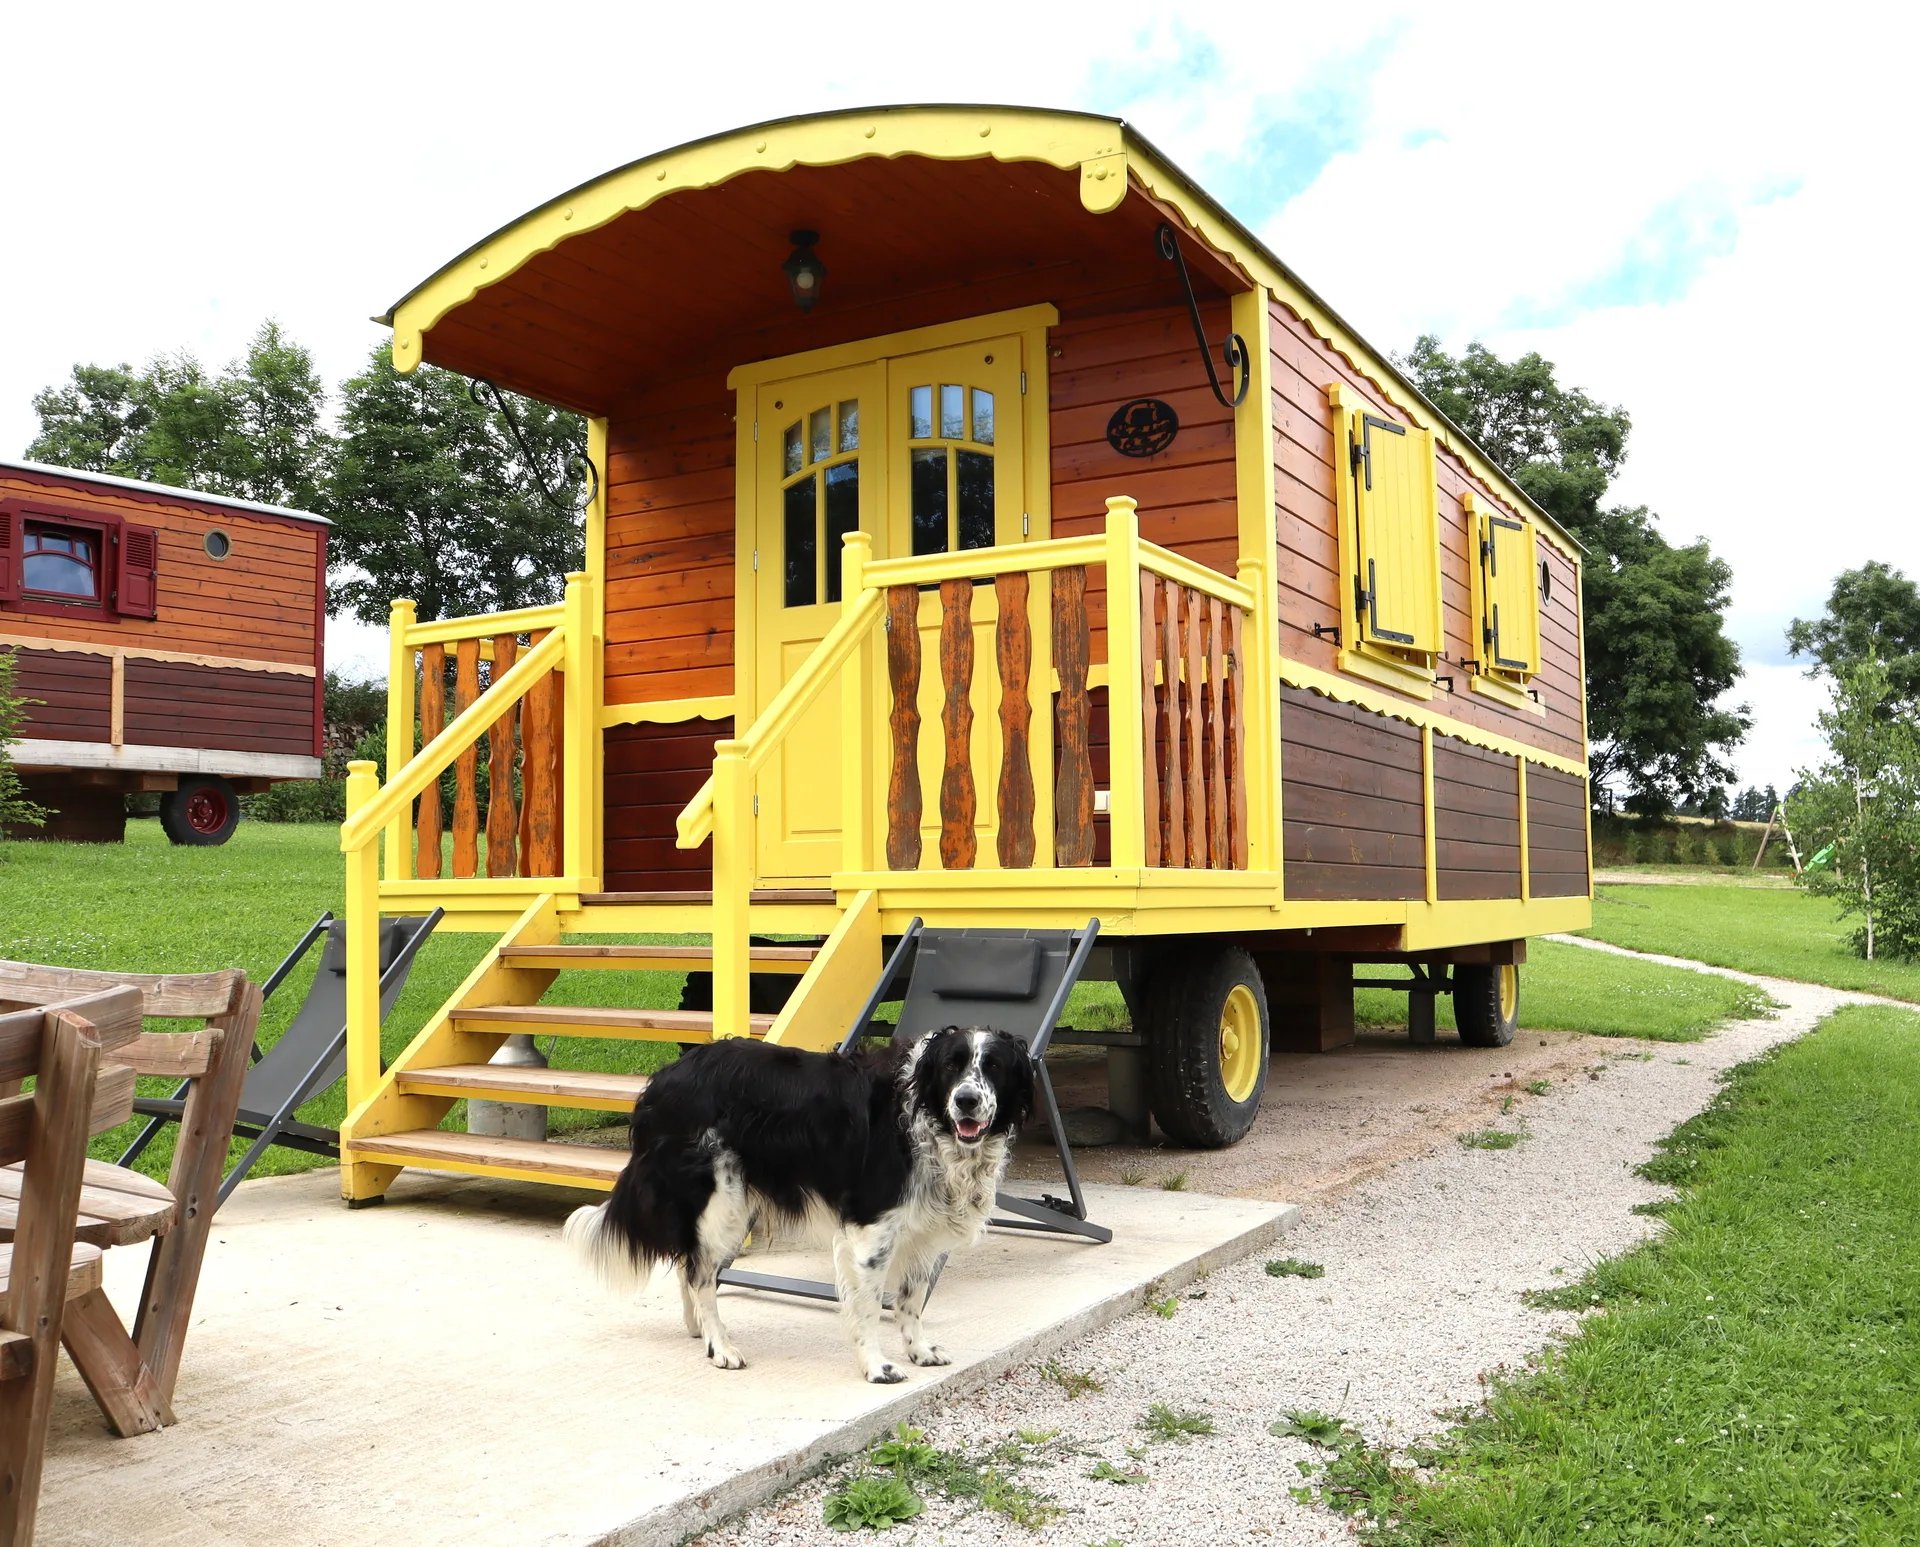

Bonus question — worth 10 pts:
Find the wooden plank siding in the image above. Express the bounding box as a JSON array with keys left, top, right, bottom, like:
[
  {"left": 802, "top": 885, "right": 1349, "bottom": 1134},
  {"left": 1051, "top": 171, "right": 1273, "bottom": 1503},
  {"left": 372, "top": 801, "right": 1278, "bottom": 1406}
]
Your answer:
[
  {"left": 0, "top": 467, "right": 324, "bottom": 670},
  {"left": 1279, "top": 687, "right": 1425, "bottom": 901},
  {"left": 1265, "top": 295, "right": 1586, "bottom": 764},
  {"left": 602, "top": 718, "right": 733, "bottom": 891},
  {"left": 120, "top": 660, "right": 316, "bottom": 758},
  {"left": 1526, "top": 763, "right": 1591, "bottom": 897},
  {"left": 1433, "top": 738, "right": 1523, "bottom": 901},
  {"left": 6, "top": 648, "right": 112, "bottom": 743}
]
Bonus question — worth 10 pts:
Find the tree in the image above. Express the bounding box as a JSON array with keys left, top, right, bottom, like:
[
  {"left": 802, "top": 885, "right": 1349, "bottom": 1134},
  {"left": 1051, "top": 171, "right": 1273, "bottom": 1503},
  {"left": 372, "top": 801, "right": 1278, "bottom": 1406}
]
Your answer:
[
  {"left": 1399, "top": 336, "right": 1749, "bottom": 815},
  {"left": 1793, "top": 656, "right": 1920, "bottom": 960},
  {"left": 1787, "top": 561, "right": 1920, "bottom": 706},
  {"left": 0, "top": 651, "right": 49, "bottom": 838},
  {"left": 25, "top": 321, "right": 332, "bottom": 509},
  {"left": 1730, "top": 784, "right": 1780, "bottom": 823},
  {"left": 325, "top": 348, "right": 587, "bottom": 624}
]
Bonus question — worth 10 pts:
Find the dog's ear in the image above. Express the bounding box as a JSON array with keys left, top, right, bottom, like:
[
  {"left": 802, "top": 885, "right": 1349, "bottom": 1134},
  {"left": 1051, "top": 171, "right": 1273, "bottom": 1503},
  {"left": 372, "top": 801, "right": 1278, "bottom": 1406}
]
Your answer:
[{"left": 994, "top": 1031, "right": 1036, "bottom": 1129}]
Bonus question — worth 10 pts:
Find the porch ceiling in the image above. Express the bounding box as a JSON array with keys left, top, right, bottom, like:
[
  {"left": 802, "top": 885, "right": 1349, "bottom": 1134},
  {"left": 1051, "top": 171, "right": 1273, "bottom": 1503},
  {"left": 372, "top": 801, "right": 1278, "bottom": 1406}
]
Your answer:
[{"left": 388, "top": 111, "right": 1248, "bottom": 415}]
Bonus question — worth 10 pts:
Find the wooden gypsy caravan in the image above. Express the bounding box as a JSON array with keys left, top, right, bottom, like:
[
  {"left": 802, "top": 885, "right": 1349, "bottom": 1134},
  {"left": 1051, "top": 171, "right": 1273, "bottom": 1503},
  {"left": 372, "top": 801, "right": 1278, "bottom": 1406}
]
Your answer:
[
  {"left": 334, "top": 106, "right": 1592, "bottom": 1201},
  {"left": 1, "top": 460, "right": 326, "bottom": 844}
]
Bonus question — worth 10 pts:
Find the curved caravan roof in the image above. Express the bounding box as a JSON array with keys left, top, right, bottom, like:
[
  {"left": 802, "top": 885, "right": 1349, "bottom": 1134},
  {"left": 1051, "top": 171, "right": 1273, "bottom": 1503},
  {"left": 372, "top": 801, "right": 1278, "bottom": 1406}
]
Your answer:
[{"left": 382, "top": 104, "right": 1569, "bottom": 549}]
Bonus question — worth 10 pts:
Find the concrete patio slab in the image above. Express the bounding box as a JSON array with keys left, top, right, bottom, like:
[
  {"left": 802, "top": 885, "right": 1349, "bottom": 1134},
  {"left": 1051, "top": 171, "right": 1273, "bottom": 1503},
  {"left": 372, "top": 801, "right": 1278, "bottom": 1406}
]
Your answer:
[{"left": 37, "top": 1166, "right": 1296, "bottom": 1547}]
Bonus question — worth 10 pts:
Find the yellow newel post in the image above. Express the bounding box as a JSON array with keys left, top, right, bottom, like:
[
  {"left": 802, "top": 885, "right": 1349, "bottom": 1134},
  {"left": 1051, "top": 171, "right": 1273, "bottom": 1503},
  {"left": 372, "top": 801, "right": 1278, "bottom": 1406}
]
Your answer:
[
  {"left": 1236, "top": 555, "right": 1281, "bottom": 874},
  {"left": 343, "top": 759, "right": 382, "bottom": 1119},
  {"left": 711, "top": 739, "right": 753, "bottom": 1038},
  {"left": 1103, "top": 496, "right": 1146, "bottom": 870},
  {"left": 840, "top": 532, "right": 875, "bottom": 875},
  {"left": 385, "top": 599, "right": 417, "bottom": 881},
  {"left": 560, "top": 571, "right": 596, "bottom": 884}
]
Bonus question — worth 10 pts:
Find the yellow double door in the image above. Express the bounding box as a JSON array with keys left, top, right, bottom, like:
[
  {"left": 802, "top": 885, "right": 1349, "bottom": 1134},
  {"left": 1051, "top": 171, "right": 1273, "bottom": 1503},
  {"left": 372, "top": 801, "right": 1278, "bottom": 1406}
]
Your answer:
[{"left": 750, "top": 334, "right": 1032, "bottom": 882}]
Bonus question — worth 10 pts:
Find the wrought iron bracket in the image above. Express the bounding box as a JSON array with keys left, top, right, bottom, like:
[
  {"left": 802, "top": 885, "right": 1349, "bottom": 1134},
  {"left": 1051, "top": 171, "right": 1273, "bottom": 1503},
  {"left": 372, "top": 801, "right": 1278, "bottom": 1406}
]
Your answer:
[
  {"left": 1156, "top": 222, "right": 1250, "bottom": 409},
  {"left": 468, "top": 378, "right": 601, "bottom": 519}
]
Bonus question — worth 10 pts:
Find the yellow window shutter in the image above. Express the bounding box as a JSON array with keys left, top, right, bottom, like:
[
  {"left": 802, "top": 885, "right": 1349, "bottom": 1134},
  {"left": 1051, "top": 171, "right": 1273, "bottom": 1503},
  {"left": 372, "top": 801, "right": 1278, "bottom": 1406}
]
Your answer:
[
  {"left": 1352, "top": 412, "right": 1441, "bottom": 654},
  {"left": 1481, "top": 510, "right": 1540, "bottom": 675}
]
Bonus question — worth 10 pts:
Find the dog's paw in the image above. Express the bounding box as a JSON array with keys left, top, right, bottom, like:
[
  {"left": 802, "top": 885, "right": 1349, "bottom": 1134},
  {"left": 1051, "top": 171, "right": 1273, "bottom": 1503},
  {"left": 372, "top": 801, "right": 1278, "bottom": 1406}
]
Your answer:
[
  {"left": 907, "top": 1344, "right": 951, "bottom": 1367},
  {"left": 706, "top": 1341, "right": 746, "bottom": 1371},
  {"left": 865, "top": 1362, "right": 908, "bottom": 1384}
]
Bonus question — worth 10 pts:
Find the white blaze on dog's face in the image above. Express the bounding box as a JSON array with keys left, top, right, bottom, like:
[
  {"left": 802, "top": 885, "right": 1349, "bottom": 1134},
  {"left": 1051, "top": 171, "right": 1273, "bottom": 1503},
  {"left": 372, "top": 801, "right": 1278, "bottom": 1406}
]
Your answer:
[{"left": 910, "top": 1026, "right": 1033, "bottom": 1146}]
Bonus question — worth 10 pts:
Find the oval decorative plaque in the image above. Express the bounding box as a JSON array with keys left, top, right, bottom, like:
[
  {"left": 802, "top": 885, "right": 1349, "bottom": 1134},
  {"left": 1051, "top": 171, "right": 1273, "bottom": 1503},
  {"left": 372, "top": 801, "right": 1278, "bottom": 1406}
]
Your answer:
[{"left": 1106, "top": 397, "right": 1179, "bottom": 458}]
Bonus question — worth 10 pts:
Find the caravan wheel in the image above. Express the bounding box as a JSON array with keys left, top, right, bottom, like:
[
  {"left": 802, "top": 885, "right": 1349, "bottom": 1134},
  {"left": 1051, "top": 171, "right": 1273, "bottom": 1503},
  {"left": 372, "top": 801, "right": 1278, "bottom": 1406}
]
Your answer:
[{"left": 1142, "top": 945, "right": 1269, "bottom": 1148}]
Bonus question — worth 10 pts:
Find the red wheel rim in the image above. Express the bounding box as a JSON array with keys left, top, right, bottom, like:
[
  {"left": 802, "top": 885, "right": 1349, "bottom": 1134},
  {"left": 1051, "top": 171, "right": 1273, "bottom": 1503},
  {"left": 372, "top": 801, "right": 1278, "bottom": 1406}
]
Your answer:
[{"left": 184, "top": 788, "right": 229, "bottom": 834}]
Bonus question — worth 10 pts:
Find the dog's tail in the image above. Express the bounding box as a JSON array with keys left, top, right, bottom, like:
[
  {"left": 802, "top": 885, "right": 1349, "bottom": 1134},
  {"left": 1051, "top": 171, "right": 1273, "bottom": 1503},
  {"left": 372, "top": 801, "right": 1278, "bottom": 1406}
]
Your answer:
[{"left": 564, "top": 1144, "right": 686, "bottom": 1293}]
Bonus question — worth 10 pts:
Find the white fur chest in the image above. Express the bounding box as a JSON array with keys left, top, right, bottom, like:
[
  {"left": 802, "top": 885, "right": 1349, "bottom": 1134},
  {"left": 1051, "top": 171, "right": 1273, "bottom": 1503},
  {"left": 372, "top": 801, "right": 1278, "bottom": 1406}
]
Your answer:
[{"left": 902, "top": 1121, "right": 1012, "bottom": 1247}]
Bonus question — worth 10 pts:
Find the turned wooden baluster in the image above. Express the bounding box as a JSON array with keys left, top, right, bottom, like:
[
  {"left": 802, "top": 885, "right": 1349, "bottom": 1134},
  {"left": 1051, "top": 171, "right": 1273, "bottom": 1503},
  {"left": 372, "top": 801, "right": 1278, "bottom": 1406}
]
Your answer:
[
  {"left": 885, "top": 584, "right": 923, "bottom": 870},
  {"left": 1182, "top": 587, "right": 1206, "bottom": 867},
  {"left": 996, "top": 572, "right": 1035, "bottom": 869},
  {"left": 485, "top": 633, "right": 519, "bottom": 877},
  {"left": 452, "top": 638, "right": 481, "bottom": 878},
  {"left": 1139, "top": 570, "right": 1162, "bottom": 869},
  {"left": 521, "top": 630, "right": 560, "bottom": 877},
  {"left": 415, "top": 643, "right": 445, "bottom": 878},
  {"left": 937, "top": 578, "right": 977, "bottom": 870},
  {"left": 1052, "top": 566, "right": 1094, "bottom": 867},
  {"left": 1162, "top": 575, "right": 1185, "bottom": 867},
  {"left": 1207, "top": 597, "right": 1229, "bottom": 869}
]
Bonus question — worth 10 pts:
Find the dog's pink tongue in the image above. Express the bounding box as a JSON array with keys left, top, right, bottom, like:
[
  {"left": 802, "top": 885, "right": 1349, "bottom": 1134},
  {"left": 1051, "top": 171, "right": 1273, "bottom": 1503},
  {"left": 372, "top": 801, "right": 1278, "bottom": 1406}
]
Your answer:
[{"left": 955, "top": 1118, "right": 986, "bottom": 1140}]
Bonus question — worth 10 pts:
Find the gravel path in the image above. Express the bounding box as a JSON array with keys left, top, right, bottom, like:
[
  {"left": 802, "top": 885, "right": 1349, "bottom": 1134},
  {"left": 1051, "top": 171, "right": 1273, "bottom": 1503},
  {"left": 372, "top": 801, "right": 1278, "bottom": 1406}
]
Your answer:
[{"left": 693, "top": 956, "right": 1900, "bottom": 1547}]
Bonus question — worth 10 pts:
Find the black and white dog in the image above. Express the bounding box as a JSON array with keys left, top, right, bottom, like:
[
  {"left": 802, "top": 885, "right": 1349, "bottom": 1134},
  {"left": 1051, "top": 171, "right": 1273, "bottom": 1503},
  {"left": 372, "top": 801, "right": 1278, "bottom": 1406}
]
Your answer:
[{"left": 565, "top": 1026, "right": 1033, "bottom": 1383}]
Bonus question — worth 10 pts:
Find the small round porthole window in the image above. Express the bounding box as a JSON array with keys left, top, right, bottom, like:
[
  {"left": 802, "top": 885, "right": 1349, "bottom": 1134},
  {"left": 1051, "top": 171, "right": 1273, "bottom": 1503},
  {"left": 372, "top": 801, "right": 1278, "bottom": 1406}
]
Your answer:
[{"left": 204, "top": 529, "right": 232, "bottom": 560}]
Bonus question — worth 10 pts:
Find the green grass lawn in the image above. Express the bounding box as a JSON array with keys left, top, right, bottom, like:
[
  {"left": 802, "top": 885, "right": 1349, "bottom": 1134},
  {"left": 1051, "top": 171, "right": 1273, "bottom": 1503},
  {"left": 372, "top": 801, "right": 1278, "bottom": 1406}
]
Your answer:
[
  {"left": 1582, "top": 884, "right": 1920, "bottom": 1002},
  {"left": 1310, "top": 1003, "right": 1920, "bottom": 1546},
  {"left": 1354, "top": 939, "right": 1776, "bottom": 1043}
]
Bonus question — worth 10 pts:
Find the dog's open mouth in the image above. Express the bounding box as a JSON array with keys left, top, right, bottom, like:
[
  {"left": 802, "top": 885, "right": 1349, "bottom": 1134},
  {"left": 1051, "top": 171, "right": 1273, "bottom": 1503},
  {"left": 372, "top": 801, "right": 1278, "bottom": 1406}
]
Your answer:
[{"left": 952, "top": 1116, "right": 987, "bottom": 1143}]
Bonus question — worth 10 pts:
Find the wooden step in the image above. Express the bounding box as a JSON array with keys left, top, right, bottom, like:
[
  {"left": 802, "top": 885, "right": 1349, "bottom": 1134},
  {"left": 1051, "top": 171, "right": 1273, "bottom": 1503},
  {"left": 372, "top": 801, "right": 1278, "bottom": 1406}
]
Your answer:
[
  {"left": 347, "top": 1129, "right": 627, "bottom": 1187},
  {"left": 394, "top": 1063, "right": 650, "bottom": 1112},
  {"left": 579, "top": 889, "right": 835, "bottom": 905},
  {"left": 451, "top": 1004, "right": 774, "bottom": 1041},
  {"left": 500, "top": 943, "right": 818, "bottom": 974}
]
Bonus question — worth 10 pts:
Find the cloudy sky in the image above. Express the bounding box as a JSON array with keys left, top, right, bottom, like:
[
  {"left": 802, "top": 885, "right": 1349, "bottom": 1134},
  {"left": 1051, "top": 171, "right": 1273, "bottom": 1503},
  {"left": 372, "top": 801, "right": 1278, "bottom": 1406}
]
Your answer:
[{"left": 3, "top": 1, "right": 1911, "bottom": 792}]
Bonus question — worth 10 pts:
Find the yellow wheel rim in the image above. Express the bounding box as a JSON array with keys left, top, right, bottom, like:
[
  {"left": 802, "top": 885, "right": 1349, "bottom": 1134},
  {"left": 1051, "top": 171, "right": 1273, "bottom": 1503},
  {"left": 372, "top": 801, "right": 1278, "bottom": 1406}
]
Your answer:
[
  {"left": 1219, "top": 983, "right": 1262, "bottom": 1104},
  {"left": 1498, "top": 964, "right": 1519, "bottom": 1023}
]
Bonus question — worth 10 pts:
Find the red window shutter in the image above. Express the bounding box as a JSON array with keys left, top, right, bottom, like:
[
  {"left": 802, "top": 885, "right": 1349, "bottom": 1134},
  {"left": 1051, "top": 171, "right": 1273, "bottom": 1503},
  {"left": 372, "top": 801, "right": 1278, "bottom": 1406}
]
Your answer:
[
  {"left": 0, "top": 510, "right": 17, "bottom": 603},
  {"left": 115, "top": 523, "right": 159, "bottom": 618}
]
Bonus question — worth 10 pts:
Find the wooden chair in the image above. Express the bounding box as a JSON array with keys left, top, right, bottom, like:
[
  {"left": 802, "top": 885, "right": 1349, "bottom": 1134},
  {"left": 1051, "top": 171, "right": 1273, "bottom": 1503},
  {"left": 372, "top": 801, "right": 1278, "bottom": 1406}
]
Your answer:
[
  {"left": 0, "top": 985, "right": 143, "bottom": 1547},
  {"left": 0, "top": 960, "right": 259, "bottom": 1438}
]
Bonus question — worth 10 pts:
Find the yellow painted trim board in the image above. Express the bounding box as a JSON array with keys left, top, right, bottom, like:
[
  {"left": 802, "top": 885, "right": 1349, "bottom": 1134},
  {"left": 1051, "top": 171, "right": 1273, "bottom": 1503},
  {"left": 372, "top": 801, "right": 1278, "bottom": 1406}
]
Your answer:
[
  {"left": 764, "top": 889, "right": 881, "bottom": 1052},
  {"left": 600, "top": 696, "right": 734, "bottom": 727},
  {"left": 1231, "top": 285, "right": 1282, "bottom": 879},
  {"left": 1277, "top": 657, "right": 1587, "bottom": 779},
  {"left": 0, "top": 633, "right": 318, "bottom": 677},
  {"left": 726, "top": 304, "right": 1060, "bottom": 390}
]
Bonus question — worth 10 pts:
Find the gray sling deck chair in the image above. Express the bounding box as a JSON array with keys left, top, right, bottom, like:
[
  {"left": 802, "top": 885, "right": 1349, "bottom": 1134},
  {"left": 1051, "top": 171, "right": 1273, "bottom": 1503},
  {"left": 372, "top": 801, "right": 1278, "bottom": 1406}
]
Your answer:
[
  {"left": 120, "top": 909, "right": 442, "bottom": 1206},
  {"left": 718, "top": 918, "right": 1110, "bottom": 1305}
]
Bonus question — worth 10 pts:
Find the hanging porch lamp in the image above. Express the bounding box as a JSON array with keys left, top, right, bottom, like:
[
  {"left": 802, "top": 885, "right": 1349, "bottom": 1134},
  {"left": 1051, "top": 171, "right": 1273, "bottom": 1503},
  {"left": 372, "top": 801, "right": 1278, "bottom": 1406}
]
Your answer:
[{"left": 782, "top": 229, "right": 826, "bottom": 312}]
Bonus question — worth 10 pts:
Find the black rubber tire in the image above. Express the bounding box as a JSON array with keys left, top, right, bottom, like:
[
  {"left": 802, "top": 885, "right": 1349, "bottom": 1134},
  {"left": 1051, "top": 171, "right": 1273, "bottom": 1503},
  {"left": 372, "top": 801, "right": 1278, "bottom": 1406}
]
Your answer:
[
  {"left": 1453, "top": 962, "right": 1520, "bottom": 1047},
  {"left": 1142, "top": 945, "right": 1270, "bottom": 1148},
  {"left": 158, "top": 776, "right": 241, "bottom": 846}
]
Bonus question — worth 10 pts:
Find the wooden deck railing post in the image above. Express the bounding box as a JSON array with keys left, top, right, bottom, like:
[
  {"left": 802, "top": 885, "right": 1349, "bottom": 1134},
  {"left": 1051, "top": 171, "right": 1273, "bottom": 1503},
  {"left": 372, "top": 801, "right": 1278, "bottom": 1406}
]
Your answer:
[
  {"left": 561, "top": 572, "right": 595, "bottom": 885},
  {"left": 711, "top": 740, "right": 753, "bottom": 1039},
  {"left": 840, "top": 533, "right": 875, "bottom": 875},
  {"left": 343, "top": 761, "right": 382, "bottom": 1118},
  {"left": 1103, "top": 496, "right": 1146, "bottom": 870},
  {"left": 1236, "top": 555, "right": 1279, "bottom": 875},
  {"left": 452, "top": 640, "right": 481, "bottom": 877},
  {"left": 385, "top": 599, "right": 417, "bottom": 881},
  {"left": 416, "top": 643, "right": 445, "bottom": 878}
]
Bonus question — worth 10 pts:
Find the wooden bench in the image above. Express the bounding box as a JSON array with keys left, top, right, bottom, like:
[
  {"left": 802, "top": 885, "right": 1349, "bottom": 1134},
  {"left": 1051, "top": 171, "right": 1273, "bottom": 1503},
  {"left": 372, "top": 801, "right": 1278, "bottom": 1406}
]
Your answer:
[
  {"left": 0, "top": 986, "right": 143, "bottom": 1547},
  {"left": 0, "top": 959, "right": 259, "bottom": 1438}
]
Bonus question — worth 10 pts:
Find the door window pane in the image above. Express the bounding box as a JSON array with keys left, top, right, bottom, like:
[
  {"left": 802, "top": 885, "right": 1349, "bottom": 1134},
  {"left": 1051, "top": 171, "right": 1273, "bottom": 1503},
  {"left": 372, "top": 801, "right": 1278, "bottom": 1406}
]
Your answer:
[
  {"left": 810, "top": 407, "right": 831, "bottom": 464},
  {"left": 838, "top": 400, "right": 860, "bottom": 452},
  {"left": 910, "top": 447, "right": 948, "bottom": 556},
  {"left": 783, "top": 422, "right": 804, "bottom": 477},
  {"left": 940, "top": 383, "right": 965, "bottom": 439},
  {"left": 956, "top": 450, "right": 994, "bottom": 551},
  {"left": 823, "top": 461, "right": 860, "bottom": 602},
  {"left": 909, "top": 385, "right": 932, "bottom": 440},
  {"left": 784, "top": 476, "right": 818, "bottom": 607},
  {"left": 971, "top": 389, "right": 994, "bottom": 446}
]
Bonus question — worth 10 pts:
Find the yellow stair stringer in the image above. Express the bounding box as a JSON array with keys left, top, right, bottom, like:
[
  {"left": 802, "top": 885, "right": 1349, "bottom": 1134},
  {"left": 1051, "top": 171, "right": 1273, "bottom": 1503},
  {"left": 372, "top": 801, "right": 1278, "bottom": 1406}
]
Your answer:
[
  {"left": 338, "top": 893, "right": 563, "bottom": 1201},
  {"left": 760, "top": 889, "right": 880, "bottom": 1052}
]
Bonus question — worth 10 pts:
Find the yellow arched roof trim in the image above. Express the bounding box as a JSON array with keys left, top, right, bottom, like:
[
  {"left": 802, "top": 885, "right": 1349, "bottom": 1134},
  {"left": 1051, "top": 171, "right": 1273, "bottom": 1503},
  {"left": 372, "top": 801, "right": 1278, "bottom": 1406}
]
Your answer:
[{"left": 383, "top": 103, "right": 1579, "bottom": 564}]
